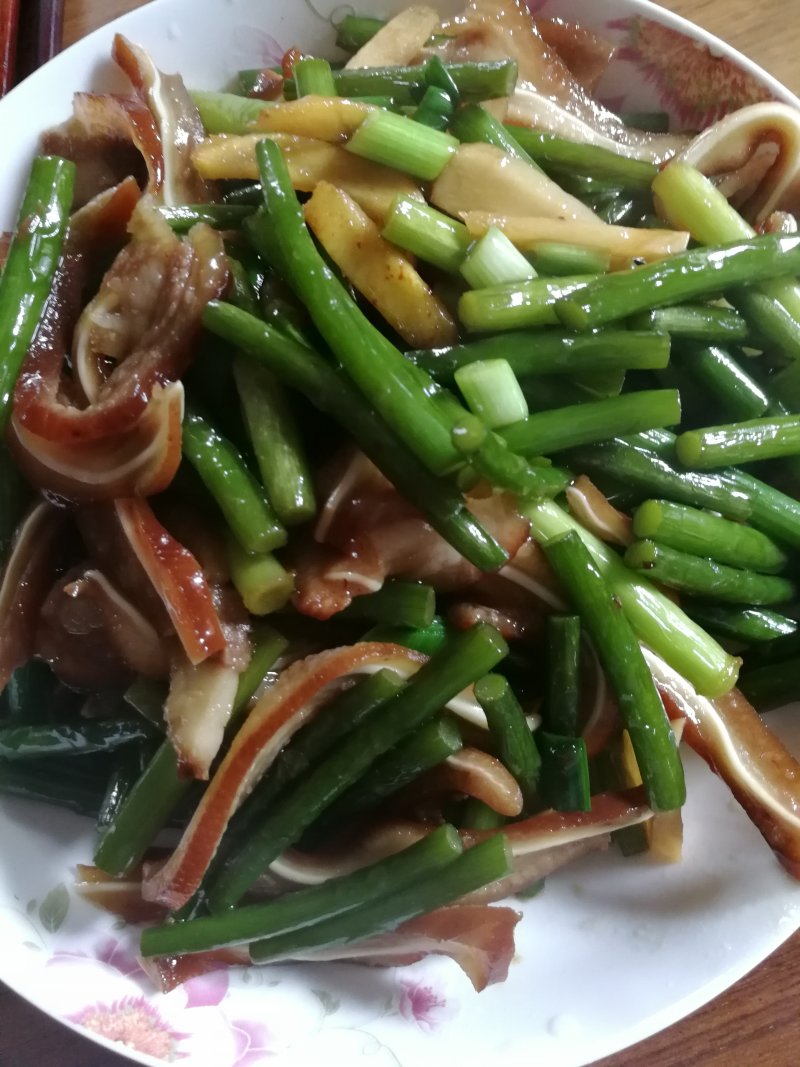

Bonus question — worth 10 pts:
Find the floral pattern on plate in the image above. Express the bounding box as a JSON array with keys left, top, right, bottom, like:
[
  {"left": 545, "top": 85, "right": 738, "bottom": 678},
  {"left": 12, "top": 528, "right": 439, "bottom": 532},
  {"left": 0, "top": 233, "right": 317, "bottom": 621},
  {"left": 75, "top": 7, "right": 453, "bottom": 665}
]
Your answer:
[
  {"left": 608, "top": 16, "right": 773, "bottom": 127},
  {"left": 7, "top": 878, "right": 461, "bottom": 1066},
  {"left": 45, "top": 936, "right": 283, "bottom": 1064}
]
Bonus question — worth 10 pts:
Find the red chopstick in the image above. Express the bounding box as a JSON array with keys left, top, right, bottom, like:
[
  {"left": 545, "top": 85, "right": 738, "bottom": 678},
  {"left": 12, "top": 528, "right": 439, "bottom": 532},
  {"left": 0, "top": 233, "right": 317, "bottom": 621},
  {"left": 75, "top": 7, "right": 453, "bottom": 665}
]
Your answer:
[
  {"left": 0, "top": 0, "right": 20, "bottom": 96},
  {"left": 2, "top": 0, "right": 64, "bottom": 97}
]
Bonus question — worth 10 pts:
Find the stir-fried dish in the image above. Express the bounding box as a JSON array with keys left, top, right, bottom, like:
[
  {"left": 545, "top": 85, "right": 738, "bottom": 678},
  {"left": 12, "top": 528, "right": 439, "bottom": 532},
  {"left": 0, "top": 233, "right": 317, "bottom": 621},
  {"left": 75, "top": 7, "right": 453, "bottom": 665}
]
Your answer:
[{"left": 2, "top": 0, "right": 800, "bottom": 994}]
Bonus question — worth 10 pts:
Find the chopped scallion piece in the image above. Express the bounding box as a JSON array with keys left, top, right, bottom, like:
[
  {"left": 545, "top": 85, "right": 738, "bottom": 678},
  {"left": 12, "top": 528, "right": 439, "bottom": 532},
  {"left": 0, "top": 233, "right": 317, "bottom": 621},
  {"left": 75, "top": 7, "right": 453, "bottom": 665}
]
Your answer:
[
  {"left": 382, "top": 196, "right": 470, "bottom": 272},
  {"left": 293, "top": 57, "right": 337, "bottom": 98},
  {"left": 227, "top": 540, "right": 294, "bottom": 616},
  {"left": 347, "top": 109, "right": 458, "bottom": 181},
  {"left": 335, "top": 14, "right": 385, "bottom": 52},
  {"left": 529, "top": 241, "right": 611, "bottom": 277},
  {"left": 455, "top": 358, "right": 529, "bottom": 429},
  {"left": 459, "top": 276, "right": 593, "bottom": 332},
  {"left": 460, "top": 226, "right": 537, "bottom": 289},
  {"left": 413, "top": 85, "right": 454, "bottom": 130},
  {"left": 191, "top": 90, "right": 270, "bottom": 134}
]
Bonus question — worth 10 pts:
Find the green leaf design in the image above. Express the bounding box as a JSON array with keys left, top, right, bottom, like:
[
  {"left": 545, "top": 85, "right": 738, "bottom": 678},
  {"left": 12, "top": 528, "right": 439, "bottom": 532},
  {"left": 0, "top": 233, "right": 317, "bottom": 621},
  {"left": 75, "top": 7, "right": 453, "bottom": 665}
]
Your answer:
[
  {"left": 312, "top": 988, "right": 341, "bottom": 1016},
  {"left": 22, "top": 941, "right": 41, "bottom": 952},
  {"left": 382, "top": 994, "right": 397, "bottom": 1017},
  {"left": 25, "top": 898, "right": 37, "bottom": 916},
  {"left": 515, "top": 879, "right": 546, "bottom": 901},
  {"left": 38, "top": 884, "right": 69, "bottom": 933}
]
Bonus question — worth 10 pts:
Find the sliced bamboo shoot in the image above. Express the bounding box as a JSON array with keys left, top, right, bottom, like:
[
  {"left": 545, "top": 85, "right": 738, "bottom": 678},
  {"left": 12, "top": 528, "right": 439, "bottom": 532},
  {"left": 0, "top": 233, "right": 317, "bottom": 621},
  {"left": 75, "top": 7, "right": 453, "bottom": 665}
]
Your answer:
[
  {"left": 677, "top": 102, "right": 800, "bottom": 223},
  {"left": 192, "top": 133, "right": 422, "bottom": 222},
  {"left": 616, "top": 728, "right": 683, "bottom": 862},
  {"left": 483, "top": 92, "right": 687, "bottom": 165},
  {"left": 463, "top": 211, "right": 689, "bottom": 267},
  {"left": 346, "top": 6, "right": 440, "bottom": 68},
  {"left": 431, "top": 142, "right": 598, "bottom": 222},
  {"left": 254, "top": 96, "right": 373, "bottom": 142},
  {"left": 305, "top": 181, "right": 458, "bottom": 348}
]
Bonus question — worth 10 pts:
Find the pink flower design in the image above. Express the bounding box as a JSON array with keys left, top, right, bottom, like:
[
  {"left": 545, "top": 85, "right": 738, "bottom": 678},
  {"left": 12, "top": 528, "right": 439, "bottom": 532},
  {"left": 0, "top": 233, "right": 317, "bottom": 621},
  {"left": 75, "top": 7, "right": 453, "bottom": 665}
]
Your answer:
[
  {"left": 610, "top": 16, "right": 772, "bottom": 128},
  {"left": 69, "top": 996, "right": 189, "bottom": 1060},
  {"left": 229, "top": 1018, "right": 279, "bottom": 1066},
  {"left": 184, "top": 968, "right": 230, "bottom": 1009},
  {"left": 231, "top": 27, "right": 285, "bottom": 69},
  {"left": 43, "top": 932, "right": 312, "bottom": 1063},
  {"left": 94, "top": 936, "right": 147, "bottom": 978},
  {"left": 50, "top": 936, "right": 147, "bottom": 980},
  {"left": 397, "top": 979, "right": 451, "bottom": 1033}
]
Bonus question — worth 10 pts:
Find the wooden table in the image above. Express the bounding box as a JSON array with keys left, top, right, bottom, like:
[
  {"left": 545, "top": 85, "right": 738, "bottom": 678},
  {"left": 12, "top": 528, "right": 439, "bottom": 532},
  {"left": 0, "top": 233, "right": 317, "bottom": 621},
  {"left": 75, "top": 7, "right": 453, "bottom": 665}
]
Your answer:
[{"left": 2, "top": 1, "right": 799, "bottom": 1064}]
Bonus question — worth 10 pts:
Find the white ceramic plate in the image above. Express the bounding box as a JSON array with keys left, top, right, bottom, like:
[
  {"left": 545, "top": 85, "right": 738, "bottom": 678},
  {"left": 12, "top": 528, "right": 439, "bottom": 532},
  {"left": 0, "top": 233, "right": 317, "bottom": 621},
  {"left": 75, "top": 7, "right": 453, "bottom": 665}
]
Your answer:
[{"left": 1, "top": 2, "right": 800, "bottom": 1065}]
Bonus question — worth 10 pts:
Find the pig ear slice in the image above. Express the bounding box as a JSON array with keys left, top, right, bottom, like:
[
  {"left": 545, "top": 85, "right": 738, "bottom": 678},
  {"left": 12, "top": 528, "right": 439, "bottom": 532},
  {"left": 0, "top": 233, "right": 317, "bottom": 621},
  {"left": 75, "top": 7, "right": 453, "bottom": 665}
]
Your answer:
[
  {"left": 346, "top": 6, "right": 440, "bottom": 69},
  {"left": 645, "top": 646, "right": 800, "bottom": 878},
  {"left": 114, "top": 498, "right": 227, "bottom": 667},
  {"left": 11, "top": 200, "right": 228, "bottom": 501},
  {"left": 8, "top": 381, "right": 185, "bottom": 502},
  {"left": 398, "top": 747, "right": 524, "bottom": 818},
  {"left": 140, "top": 904, "right": 521, "bottom": 994},
  {"left": 113, "top": 33, "right": 215, "bottom": 205},
  {"left": 143, "top": 640, "right": 525, "bottom": 909},
  {"left": 431, "top": 0, "right": 688, "bottom": 162},
  {"left": 566, "top": 476, "right": 633, "bottom": 548},
  {"left": 270, "top": 788, "right": 650, "bottom": 908},
  {"left": 142, "top": 643, "right": 430, "bottom": 909},
  {"left": 165, "top": 656, "right": 241, "bottom": 782},
  {"left": 137, "top": 785, "right": 651, "bottom": 990},
  {"left": 678, "top": 102, "right": 800, "bottom": 223},
  {"left": 0, "top": 502, "right": 67, "bottom": 692},
  {"left": 41, "top": 568, "right": 170, "bottom": 683},
  {"left": 265, "top": 903, "right": 523, "bottom": 992}
]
